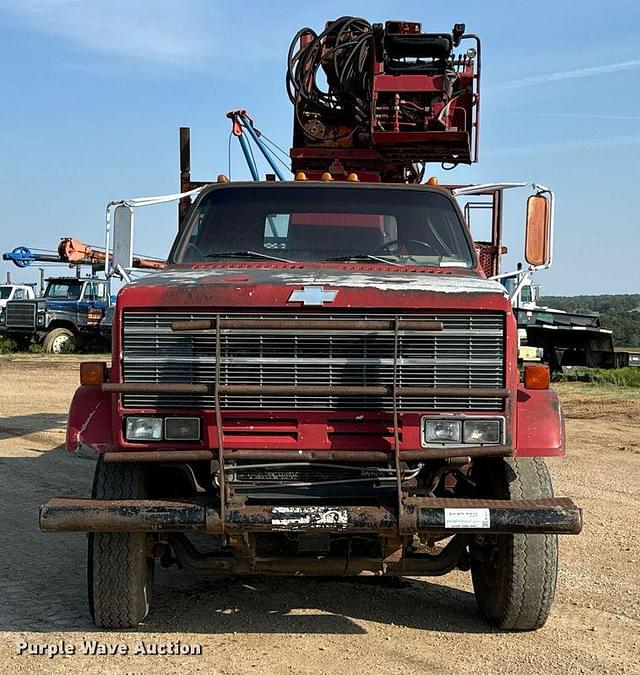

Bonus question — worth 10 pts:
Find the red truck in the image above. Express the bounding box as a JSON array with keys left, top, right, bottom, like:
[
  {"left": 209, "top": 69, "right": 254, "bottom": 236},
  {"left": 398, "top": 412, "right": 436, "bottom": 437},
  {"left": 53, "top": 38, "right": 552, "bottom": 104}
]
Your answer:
[{"left": 39, "top": 17, "right": 581, "bottom": 631}]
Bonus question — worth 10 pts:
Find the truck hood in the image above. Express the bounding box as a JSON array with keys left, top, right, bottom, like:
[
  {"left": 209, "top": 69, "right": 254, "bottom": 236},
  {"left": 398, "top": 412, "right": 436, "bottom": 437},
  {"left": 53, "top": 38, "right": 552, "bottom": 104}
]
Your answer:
[{"left": 119, "top": 265, "right": 510, "bottom": 312}]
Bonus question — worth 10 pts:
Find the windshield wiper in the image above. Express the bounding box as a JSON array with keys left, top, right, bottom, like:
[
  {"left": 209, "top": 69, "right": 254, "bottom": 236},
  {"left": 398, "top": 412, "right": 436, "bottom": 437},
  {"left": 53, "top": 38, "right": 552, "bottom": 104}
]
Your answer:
[
  {"left": 204, "top": 250, "right": 294, "bottom": 263},
  {"left": 321, "top": 254, "right": 403, "bottom": 267}
]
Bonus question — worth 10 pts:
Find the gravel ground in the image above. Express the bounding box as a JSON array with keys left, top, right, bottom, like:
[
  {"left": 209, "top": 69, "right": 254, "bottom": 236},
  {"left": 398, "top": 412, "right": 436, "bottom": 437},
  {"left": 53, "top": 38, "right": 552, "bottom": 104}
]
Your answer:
[{"left": 0, "top": 356, "right": 638, "bottom": 674}]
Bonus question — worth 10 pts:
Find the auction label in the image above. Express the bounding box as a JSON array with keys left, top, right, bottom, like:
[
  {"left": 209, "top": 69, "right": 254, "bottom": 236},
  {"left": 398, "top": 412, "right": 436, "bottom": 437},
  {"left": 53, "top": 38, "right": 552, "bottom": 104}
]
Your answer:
[
  {"left": 16, "top": 639, "right": 202, "bottom": 659},
  {"left": 444, "top": 507, "right": 490, "bottom": 529}
]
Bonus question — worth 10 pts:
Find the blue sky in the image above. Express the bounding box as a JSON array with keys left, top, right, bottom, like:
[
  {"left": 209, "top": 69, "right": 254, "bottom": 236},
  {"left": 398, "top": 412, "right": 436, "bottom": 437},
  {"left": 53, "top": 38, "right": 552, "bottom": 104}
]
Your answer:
[{"left": 0, "top": 0, "right": 638, "bottom": 295}]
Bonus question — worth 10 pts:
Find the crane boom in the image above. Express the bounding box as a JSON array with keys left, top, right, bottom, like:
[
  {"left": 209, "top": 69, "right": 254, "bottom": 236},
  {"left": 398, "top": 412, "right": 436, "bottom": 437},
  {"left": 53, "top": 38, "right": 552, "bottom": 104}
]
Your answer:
[{"left": 3, "top": 239, "right": 164, "bottom": 270}]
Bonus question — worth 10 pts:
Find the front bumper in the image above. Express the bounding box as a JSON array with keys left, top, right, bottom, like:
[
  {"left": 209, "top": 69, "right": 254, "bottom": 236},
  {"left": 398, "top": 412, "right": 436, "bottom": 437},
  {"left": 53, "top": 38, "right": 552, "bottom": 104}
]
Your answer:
[{"left": 40, "top": 496, "right": 582, "bottom": 535}]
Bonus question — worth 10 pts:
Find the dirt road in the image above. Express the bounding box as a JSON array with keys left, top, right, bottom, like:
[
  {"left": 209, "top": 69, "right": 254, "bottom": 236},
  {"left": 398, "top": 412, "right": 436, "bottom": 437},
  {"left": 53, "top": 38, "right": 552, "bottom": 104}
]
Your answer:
[{"left": 0, "top": 356, "right": 638, "bottom": 674}]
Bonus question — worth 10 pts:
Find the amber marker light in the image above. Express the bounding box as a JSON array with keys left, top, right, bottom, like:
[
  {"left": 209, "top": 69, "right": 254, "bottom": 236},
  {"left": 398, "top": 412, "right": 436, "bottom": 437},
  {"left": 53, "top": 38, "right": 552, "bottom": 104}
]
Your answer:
[
  {"left": 347, "top": 172, "right": 360, "bottom": 181},
  {"left": 524, "top": 364, "right": 550, "bottom": 390},
  {"left": 80, "top": 362, "right": 107, "bottom": 386},
  {"left": 295, "top": 171, "right": 308, "bottom": 181},
  {"left": 426, "top": 176, "right": 439, "bottom": 186},
  {"left": 321, "top": 172, "right": 334, "bottom": 181}
]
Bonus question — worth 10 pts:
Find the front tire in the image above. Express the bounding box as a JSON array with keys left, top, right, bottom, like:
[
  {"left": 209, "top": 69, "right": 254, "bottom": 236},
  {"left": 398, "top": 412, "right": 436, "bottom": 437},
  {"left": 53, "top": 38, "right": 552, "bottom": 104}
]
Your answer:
[
  {"left": 470, "top": 457, "right": 558, "bottom": 631},
  {"left": 87, "top": 458, "right": 154, "bottom": 628},
  {"left": 43, "top": 327, "right": 77, "bottom": 353}
]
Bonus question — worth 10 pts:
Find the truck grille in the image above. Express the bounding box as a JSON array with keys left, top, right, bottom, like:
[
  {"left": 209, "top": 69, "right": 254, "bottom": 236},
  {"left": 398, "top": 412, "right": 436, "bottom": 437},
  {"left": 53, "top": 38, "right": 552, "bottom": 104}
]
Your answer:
[
  {"left": 5, "top": 302, "right": 36, "bottom": 329},
  {"left": 122, "top": 311, "right": 505, "bottom": 411}
]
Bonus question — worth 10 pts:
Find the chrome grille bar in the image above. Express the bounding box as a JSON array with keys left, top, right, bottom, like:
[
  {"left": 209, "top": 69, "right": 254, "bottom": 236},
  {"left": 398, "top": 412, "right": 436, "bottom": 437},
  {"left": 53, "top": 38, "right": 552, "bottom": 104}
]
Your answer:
[{"left": 122, "top": 311, "right": 505, "bottom": 411}]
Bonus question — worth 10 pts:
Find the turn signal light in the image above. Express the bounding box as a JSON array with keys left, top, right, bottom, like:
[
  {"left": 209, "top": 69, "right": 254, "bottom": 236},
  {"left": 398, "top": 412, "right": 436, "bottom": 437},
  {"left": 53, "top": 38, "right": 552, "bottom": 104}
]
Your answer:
[
  {"left": 524, "top": 364, "right": 550, "bottom": 390},
  {"left": 80, "top": 361, "right": 107, "bottom": 386}
]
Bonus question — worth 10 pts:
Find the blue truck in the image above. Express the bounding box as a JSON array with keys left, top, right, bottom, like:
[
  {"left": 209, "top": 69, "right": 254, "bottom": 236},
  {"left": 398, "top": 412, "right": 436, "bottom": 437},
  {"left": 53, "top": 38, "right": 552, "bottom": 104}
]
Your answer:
[{"left": 0, "top": 276, "right": 110, "bottom": 352}]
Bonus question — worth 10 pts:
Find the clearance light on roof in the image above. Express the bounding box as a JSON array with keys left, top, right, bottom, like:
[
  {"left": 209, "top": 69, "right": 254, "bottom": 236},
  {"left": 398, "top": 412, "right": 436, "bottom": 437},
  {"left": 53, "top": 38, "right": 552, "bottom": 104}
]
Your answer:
[
  {"left": 216, "top": 174, "right": 230, "bottom": 183},
  {"left": 321, "top": 172, "right": 334, "bottom": 181},
  {"left": 347, "top": 173, "right": 360, "bottom": 182},
  {"left": 426, "top": 176, "right": 439, "bottom": 186},
  {"left": 295, "top": 171, "right": 308, "bottom": 181}
]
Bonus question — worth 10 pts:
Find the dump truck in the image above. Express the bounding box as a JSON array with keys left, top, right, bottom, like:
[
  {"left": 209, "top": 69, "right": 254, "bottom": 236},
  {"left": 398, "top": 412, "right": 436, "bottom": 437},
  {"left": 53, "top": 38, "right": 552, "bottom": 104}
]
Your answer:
[{"left": 40, "top": 17, "right": 582, "bottom": 630}]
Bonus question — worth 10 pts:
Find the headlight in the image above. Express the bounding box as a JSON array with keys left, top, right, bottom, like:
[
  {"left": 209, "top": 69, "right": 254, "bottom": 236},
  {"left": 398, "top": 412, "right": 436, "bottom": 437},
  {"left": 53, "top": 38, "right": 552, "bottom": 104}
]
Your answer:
[
  {"left": 422, "top": 417, "right": 502, "bottom": 446},
  {"left": 463, "top": 419, "right": 502, "bottom": 444},
  {"left": 164, "top": 417, "right": 200, "bottom": 441},
  {"left": 125, "top": 417, "right": 162, "bottom": 441},
  {"left": 423, "top": 419, "right": 462, "bottom": 443}
]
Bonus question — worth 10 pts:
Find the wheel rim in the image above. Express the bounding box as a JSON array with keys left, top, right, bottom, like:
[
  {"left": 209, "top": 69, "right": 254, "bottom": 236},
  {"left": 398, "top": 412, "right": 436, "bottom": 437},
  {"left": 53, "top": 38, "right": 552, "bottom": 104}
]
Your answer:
[{"left": 51, "top": 334, "right": 74, "bottom": 353}]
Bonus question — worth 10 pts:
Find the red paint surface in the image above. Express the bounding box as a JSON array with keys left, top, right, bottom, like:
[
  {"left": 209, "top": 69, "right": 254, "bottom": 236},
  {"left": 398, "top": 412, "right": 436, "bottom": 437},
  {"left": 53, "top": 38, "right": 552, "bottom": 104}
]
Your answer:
[
  {"left": 66, "top": 385, "right": 113, "bottom": 455},
  {"left": 115, "top": 266, "right": 502, "bottom": 312},
  {"left": 111, "top": 408, "right": 514, "bottom": 454},
  {"left": 62, "top": 261, "right": 567, "bottom": 459},
  {"left": 514, "top": 387, "right": 565, "bottom": 457}
]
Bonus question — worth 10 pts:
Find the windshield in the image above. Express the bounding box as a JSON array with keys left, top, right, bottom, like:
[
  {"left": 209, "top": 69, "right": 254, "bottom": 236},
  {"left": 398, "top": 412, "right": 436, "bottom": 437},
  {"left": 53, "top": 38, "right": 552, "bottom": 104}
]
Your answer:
[
  {"left": 44, "top": 280, "right": 82, "bottom": 300},
  {"left": 174, "top": 185, "right": 474, "bottom": 267},
  {"left": 0, "top": 287, "right": 11, "bottom": 300}
]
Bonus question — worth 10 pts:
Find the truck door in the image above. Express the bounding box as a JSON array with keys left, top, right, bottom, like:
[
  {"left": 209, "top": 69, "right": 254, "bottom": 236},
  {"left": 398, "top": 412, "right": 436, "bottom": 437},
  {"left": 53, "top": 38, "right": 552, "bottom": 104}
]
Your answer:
[
  {"left": 78, "top": 281, "right": 98, "bottom": 328},
  {"left": 94, "top": 282, "right": 108, "bottom": 312},
  {"left": 79, "top": 281, "right": 107, "bottom": 328}
]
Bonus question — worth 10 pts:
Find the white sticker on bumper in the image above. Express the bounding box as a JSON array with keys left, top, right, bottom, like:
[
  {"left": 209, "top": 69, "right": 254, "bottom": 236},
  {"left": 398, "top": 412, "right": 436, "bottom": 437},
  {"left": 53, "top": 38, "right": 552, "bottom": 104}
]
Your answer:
[
  {"left": 444, "top": 507, "right": 491, "bottom": 529},
  {"left": 272, "top": 506, "right": 348, "bottom": 528}
]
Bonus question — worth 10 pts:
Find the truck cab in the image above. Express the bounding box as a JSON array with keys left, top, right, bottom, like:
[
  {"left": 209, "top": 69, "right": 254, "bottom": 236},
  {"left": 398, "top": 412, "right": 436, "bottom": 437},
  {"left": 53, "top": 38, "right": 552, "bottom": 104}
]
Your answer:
[
  {"left": 0, "top": 283, "right": 35, "bottom": 311},
  {"left": 0, "top": 276, "right": 110, "bottom": 352},
  {"left": 42, "top": 179, "right": 581, "bottom": 631}
]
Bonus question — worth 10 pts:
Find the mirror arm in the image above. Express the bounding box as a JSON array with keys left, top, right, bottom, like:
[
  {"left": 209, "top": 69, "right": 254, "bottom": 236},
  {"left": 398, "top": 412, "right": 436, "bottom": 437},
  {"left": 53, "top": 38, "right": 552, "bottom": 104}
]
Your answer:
[
  {"left": 490, "top": 268, "right": 525, "bottom": 281},
  {"left": 115, "top": 264, "right": 132, "bottom": 284},
  {"left": 490, "top": 266, "right": 532, "bottom": 302},
  {"left": 508, "top": 268, "right": 532, "bottom": 302}
]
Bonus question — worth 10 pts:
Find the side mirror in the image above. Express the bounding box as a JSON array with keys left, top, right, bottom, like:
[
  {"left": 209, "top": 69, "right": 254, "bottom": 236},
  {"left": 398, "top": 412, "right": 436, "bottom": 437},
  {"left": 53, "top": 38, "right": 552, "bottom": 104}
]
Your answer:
[
  {"left": 112, "top": 205, "right": 134, "bottom": 272},
  {"left": 524, "top": 194, "right": 551, "bottom": 267}
]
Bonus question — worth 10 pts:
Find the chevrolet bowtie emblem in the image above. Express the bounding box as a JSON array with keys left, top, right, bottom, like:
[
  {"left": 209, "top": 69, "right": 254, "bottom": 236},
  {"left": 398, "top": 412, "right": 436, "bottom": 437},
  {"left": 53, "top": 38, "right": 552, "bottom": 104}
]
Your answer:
[{"left": 288, "top": 286, "right": 338, "bottom": 306}]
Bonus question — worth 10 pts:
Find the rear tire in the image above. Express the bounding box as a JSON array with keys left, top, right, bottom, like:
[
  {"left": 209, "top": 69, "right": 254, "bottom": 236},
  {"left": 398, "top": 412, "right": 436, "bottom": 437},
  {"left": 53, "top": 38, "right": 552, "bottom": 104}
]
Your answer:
[
  {"left": 43, "top": 327, "right": 77, "bottom": 353},
  {"left": 470, "top": 457, "right": 558, "bottom": 631},
  {"left": 87, "top": 458, "right": 154, "bottom": 628}
]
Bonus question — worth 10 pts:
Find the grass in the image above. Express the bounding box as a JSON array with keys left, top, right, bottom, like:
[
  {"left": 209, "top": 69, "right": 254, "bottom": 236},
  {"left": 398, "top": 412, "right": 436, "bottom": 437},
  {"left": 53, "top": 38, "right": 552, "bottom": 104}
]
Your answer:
[
  {"left": 0, "top": 337, "right": 44, "bottom": 354},
  {"left": 555, "top": 367, "right": 640, "bottom": 388},
  {"left": 0, "top": 335, "right": 108, "bottom": 355},
  {"left": 0, "top": 337, "right": 17, "bottom": 354}
]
